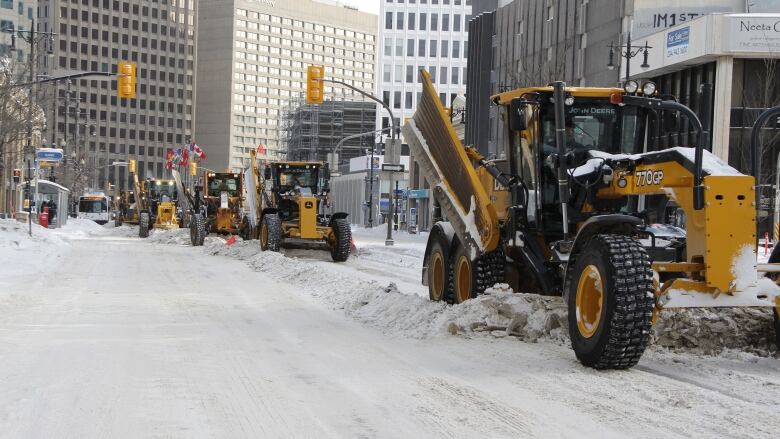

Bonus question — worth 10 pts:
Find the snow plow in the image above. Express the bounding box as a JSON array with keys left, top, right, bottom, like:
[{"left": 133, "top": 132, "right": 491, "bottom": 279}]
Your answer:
[
  {"left": 128, "top": 161, "right": 180, "bottom": 238},
  {"left": 186, "top": 169, "right": 250, "bottom": 246},
  {"left": 405, "top": 70, "right": 780, "bottom": 369},
  {"left": 255, "top": 158, "right": 352, "bottom": 262}
]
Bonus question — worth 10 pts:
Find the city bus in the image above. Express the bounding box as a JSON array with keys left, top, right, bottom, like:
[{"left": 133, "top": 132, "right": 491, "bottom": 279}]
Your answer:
[{"left": 77, "top": 193, "right": 112, "bottom": 224}]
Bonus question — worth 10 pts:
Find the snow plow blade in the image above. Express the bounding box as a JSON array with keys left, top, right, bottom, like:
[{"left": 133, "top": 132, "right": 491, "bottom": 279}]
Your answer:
[{"left": 401, "top": 69, "right": 499, "bottom": 259}]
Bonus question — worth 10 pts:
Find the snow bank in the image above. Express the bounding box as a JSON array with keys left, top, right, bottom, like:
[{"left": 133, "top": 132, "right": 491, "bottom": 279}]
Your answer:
[
  {"left": 146, "top": 228, "right": 191, "bottom": 245},
  {"left": 128, "top": 226, "right": 776, "bottom": 357},
  {"left": 653, "top": 307, "right": 777, "bottom": 356},
  {"left": 0, "top": 219, "right": 68, "bottom": 276},
  {"left": 202, "top": 239, "right": 570, "bottom": 341}
]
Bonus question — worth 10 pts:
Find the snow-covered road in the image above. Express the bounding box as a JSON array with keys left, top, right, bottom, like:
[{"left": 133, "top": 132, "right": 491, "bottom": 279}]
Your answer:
[{"left": 0, "top": 221, "right": 778, "bottom": 438}]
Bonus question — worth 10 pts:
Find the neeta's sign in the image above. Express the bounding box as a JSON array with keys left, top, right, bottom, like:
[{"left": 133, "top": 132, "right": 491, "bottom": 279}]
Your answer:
[{"left": 729, "top": 16, "right": 780, "bottom": 52}]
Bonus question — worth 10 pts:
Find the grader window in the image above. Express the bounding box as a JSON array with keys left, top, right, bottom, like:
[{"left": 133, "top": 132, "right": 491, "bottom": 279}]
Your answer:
[{"left": 541, "top": 102, "right": 644, "bottom": 156}]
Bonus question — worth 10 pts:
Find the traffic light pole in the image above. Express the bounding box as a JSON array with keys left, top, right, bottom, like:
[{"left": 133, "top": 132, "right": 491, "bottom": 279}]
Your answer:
[{"left": 321, "top": 78, "right": 399, "bottom": 245}]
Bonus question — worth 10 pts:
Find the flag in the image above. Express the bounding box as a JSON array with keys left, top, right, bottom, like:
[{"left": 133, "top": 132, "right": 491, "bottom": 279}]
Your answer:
[
  {"left": 165, "top": 148, "right": 174, "bottom": 170},
  {"left": 181, "top": 149, "right": 189, "bottom": 168},
  {"left": 257, "top": 143, "right": 266, "bottom": 156},
  {"left": 191, "top": 142, "right": 207, "bottom": 161}
]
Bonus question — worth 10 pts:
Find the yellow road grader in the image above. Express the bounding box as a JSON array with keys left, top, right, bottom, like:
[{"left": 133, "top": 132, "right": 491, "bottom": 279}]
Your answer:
[
  {"left": 128, "top": 160, "right": 180, "bottom": 238},
  {"left": 405, "top": 71, "right": 780, "bottom": 369},
  {"left": 187, "top": 170, "right": 250, "bottom": 246},
  {"left": 251, "top": 157, "right": 352, "bottom": 262}
]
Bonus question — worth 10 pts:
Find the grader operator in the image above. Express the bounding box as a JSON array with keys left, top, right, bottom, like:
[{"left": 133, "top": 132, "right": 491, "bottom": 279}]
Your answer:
[{"left": 405, "top": 71, "right": 780, "bottom": 369}]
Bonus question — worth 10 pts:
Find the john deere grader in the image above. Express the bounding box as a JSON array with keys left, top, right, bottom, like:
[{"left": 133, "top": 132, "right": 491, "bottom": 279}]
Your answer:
[
  {"left": 405, "top": 71, "right": 780, "bottom": 369},
  {"left": 128, "top": 160, "right": 181, "bottom": 238},
  {"left": 186, "top": 170, "right": 251, "bottom": 246},
  {"left": 255, "top": 160, "right": 352, "bottom": 262}
]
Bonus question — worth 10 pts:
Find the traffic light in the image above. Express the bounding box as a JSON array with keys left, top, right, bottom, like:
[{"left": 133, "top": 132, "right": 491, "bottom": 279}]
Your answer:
[
  {"left": 13, "top": 168, "right": 21, "bottom": 183},
  {"left": 306, "top": 65, "right": 324, "bottom": 104},
  {"left": 128, "top": 159, "right": 136, "bottom": 174},
  {"left": 118, "top": 61, "right": 136, "bottom": 99},
  {"left": 189, "top": 161, "right": 197, "bottom": 177}
]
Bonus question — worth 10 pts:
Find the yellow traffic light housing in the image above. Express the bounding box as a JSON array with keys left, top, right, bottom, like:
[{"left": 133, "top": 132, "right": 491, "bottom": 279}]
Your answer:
[
  {"left": 189, "top": 161, "right": 198, "bottom": 177},
  {"left": 306, "top": 65, "right": 324, "bottom": 104},
  {"left": 118, "top": 61, "right": 136, "bottom": 99},
  {"left": 128, "top": 159, "right": 136, "bottom": 174}
]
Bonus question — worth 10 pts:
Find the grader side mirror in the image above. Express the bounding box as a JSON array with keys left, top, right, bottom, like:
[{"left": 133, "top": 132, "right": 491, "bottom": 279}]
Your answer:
[{"left": 509, "top": 99, "right": 528, "bottom": 131}]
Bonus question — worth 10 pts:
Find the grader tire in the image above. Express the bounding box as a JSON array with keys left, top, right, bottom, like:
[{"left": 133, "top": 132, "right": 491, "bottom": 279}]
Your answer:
[
  {"left": 190, "top": 214, "right": 206, "bottom": 246},
  {"left": 451, "top": 239, "right": 504, "bottom": 304},
  {"left": 427, "top": 237, "right": 452, "bottom": 302},
  {"left": 567, "top": 234, "right": 654, "bottom": 369},
  {"left": 139, "top": 212, "right": 150, "bottom": 238},
  {"left": 260, "top": 214, "right": 282, "bottom": 252},
  {"left": 330, "top": 218, "right": 351, "bottom": 262},
  {"left": 240, "top": 217, "right": 254, "bottom": 241}
]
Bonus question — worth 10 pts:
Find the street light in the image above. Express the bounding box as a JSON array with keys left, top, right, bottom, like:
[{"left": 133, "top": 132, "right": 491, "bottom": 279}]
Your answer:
[{"left": 606, "top": 32, "right": 652, "bottom": 83}]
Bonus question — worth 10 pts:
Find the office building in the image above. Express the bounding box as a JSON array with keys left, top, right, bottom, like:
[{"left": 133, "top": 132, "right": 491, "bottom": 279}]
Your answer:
[
  {"left": 195, "top": 0, "right": 377, "bottom": 171},
  {"left": 377, "top": 0, "right": 471, "bottom": 131},
  {"left": 38, "top": 0, "right": 197, "bottom": 192}
]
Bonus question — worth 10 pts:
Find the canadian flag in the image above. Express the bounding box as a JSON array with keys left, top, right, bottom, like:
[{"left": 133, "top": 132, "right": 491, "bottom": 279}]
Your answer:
[
  {"left": 191, "top": 142, "right": 207, "bottom": 161},
  {"left": 257, "top": 143, "right": 267, "bottom": 156}
]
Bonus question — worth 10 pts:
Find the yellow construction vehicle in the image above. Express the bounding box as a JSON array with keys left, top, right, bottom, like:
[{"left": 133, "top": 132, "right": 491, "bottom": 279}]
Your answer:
[
  {"left": 128, "top": 160, "right": 181, "bottom": 237},
  {"left": 406, "top": 70, "right": 780, "bottom": 368},
  {"left": 257, "top": 160, "right": 351, "bottom": 262},
  {"left": 188, "top": 170, "right": 248, "bottom": 246}
]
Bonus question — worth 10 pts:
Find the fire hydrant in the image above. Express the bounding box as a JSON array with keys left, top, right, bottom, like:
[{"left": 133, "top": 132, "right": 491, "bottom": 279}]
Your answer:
[{"left": 39, "top": 207, "right": 49, "bottom": 228}]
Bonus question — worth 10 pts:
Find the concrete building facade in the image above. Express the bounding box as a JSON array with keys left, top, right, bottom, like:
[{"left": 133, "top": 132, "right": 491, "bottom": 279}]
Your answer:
[
  {"left": 377, "top": 0, "right": 471, "bottom": 132},
  {"left": 38, "top": 0, "right": 197, "bottom": 192},
  {"left": 0, "top": 0, "right": 36, "bottom": 60},
  {"left": 195, "top": 0, "right": 376, "bottom": 171}
]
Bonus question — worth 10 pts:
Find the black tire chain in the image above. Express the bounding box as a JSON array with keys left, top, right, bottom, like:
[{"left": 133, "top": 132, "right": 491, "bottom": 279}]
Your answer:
[
  {"left": 262, "top": 214, "right": 282, "bottom": 252},
  {"left": 576, "top": 234, "right": 655, "bottom": 369},
  {"left": 445, "top": 244, "right": 505, "bottom": 304},
  {"left": 331, "top": 218, "right": 351, "bottom": 262}
]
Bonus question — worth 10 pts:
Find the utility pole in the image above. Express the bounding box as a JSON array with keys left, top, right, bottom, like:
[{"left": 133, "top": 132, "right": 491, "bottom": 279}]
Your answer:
[{"left": 4, "top": 19, "right": 57, "bottom": 235}]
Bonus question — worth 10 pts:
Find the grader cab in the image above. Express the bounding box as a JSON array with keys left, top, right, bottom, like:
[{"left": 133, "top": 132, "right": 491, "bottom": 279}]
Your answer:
[{"left": 405, "top": 70, "right": 780, "bottom": 369}]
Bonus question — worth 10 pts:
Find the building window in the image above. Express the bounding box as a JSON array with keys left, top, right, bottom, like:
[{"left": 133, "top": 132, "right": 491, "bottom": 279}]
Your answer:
[
  {"left": 393, "top": 91, "right": 401, "bottom": 109},
  {"left": 407, "top": 38, "right": 414, "bottom": 57},
  {"left": 405, "top": 91, "right": 413, "bottom": 109},
  {"left": 453, "top": 41, "right": 460, "bottom": 58},
  {"left": 452, "top": 67, "right": 459, "bottom": 84},
  {"left": 395, "top": 38, "right": 403, "bottom": 56},
  {"left": 442, "top": 14, "right": 449, "bottom": 31},
  {"left": 396, "top": 12, "right": 404, "bottom": 29},
  {"left": 418, "top": 39, "right": 425, "bottom": 57},
  {"left": 384, "top": 37, "right": 392, "bottom": 56},
  {"left": 408, "top": 13, "right": 415, "bottom": 30},
  {"left": 431, "top": 14, "right": 438, "bottom": 31},
  {"left": 429, "top": 40, "right": 437, "bottom": 57},
  {"left": 406, "top": 65, "right": 414, "bottom": 82},
  {"left": 440, "top": 67, "right": 448, "bottom": 84},
  {"left": 385, "top": 12, "right": 392, "bottom": 29},
  {"left": 420, "top": 13, "right": 427, "bottom": 31},
  {"left": 441, "top": 40, "right": 449, "bottom": 58},
  {"left": 454, "top": 14, "right": 461, "bottom": 32}
]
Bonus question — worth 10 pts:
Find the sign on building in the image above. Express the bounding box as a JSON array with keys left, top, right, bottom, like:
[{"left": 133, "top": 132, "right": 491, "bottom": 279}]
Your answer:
[
  {"left": 728, "top": 15, "right": 780, "bottom": 52},
  {"left": 632, "top": 0, "right": 743, "bottom": 38},
  {"left": 666, "top": 26, "right": 690, "bottom": 58}
]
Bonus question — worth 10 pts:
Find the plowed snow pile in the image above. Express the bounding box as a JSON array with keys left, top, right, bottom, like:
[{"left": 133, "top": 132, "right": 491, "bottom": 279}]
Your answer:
[
  {"left": 0, "top": 218, "right": 108, "bottom": 276},
  {"left": 137, "top": 233, "right": 777, "bottom": 357}
]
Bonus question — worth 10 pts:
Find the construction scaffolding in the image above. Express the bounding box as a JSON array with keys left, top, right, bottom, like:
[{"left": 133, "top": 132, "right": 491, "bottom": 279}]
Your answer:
[{"left": 281, "top": 92, "right": 377, "bottom": 163}]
